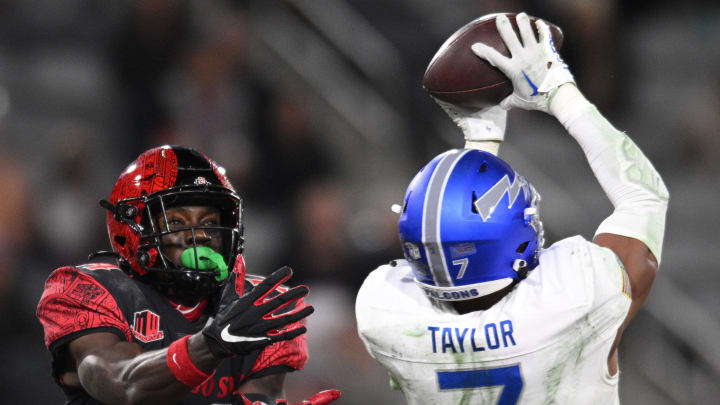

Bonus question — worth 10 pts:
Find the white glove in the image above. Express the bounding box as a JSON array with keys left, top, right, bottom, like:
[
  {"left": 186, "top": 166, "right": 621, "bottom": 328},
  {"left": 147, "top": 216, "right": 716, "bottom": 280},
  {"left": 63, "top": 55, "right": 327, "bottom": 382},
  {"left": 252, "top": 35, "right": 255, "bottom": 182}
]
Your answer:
[
  {"left": 471, "top": 12, "right": 574, "bottom": 113},
  {"left": 433, "top": 97, "right": 506, "bottom": 154}
]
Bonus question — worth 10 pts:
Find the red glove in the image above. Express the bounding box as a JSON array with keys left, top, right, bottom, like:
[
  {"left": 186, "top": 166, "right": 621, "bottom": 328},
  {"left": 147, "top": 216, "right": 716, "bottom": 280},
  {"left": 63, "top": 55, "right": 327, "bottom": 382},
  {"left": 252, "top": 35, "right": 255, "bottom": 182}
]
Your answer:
[{"left": 237, "top": 390, "right": 341, "bottom": 405}]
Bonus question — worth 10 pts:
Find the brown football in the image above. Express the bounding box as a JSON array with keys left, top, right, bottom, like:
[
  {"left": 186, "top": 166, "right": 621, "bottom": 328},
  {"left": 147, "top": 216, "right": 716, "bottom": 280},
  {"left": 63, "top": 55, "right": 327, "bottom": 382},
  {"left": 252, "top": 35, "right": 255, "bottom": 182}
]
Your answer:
[{"left": 423, "top": 13, "right": 564, "bottom": 109}]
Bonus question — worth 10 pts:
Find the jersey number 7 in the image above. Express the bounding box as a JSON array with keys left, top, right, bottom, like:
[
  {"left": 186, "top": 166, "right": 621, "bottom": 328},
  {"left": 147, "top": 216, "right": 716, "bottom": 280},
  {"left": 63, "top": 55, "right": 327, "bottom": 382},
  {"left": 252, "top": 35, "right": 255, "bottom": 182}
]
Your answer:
[{"left": 437, "top": 365, "right": 523, "bottom": 405}]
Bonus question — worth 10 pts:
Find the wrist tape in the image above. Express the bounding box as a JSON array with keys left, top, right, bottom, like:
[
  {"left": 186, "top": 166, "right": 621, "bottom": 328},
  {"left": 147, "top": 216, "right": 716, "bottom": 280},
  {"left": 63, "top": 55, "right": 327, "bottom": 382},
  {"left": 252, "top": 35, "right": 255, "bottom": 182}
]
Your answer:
[
  {"left": 433, "top": 98, "right": 506, "bottom": 145},
  {"left": 464, "top": 140, "right": 500, "bottom": 155},
  {"left": 167, "top": 335, "right": 215, "bottom": 387}
]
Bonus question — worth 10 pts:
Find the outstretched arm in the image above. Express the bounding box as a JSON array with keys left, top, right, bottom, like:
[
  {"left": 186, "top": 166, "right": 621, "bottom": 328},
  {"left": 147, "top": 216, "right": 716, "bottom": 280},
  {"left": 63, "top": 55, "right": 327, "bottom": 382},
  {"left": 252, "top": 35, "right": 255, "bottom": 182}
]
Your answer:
[
  {"left": 550, "top": 83, "right": 668, "bottom": 373},
  {"left": 69, "top": 267, "right": 313, "bottom": 405},
  {"left": 70, "top": 332, "right": 218, "bottom": 405},
  {"left": 473, "top": 12, "right": 669, "bottom": 372},
  {"left": 550, "top": 83, "right": 668, "bottom": 273}
]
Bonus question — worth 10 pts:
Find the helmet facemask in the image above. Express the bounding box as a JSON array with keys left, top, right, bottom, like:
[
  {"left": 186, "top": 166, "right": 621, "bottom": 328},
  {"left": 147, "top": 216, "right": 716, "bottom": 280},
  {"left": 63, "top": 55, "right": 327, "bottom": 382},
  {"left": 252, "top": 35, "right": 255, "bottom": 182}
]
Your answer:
[{"left": 131, "top": 185, "right": 242, "bottom": 306}]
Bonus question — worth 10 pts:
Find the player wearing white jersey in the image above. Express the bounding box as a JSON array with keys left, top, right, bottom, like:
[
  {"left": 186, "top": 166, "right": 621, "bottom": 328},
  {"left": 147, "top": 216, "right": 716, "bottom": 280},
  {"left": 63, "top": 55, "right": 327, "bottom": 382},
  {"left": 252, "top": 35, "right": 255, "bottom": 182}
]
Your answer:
[
  {"left": 358, "top": 233, "right": 630, "bottom": 405},
  {"left": 356, "top": 13, "right": 668, "bottom": 405}
]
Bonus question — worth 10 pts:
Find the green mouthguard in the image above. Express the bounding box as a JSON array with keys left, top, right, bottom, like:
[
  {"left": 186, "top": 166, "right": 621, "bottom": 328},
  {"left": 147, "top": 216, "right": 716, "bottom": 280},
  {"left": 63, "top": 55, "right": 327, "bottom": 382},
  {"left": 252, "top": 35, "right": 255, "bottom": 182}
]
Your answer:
[{"left": 181, "top": 246, "right": 229, "bottom": 282}]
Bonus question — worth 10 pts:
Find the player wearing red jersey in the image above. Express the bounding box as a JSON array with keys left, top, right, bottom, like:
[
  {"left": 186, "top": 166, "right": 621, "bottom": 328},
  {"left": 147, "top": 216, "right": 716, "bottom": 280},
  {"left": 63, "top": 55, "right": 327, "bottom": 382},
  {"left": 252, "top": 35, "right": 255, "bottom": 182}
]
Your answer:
[{"left": 37, "top": 145, "right": 339, "bottom": 405}]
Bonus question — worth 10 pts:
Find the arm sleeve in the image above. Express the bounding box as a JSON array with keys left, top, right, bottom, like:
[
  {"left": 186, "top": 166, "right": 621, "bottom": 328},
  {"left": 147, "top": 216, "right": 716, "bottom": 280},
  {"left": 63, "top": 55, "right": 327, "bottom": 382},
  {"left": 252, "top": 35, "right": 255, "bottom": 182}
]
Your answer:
[
  {"left": 550, "top": 84, "right": 669, "bottom": 263},
  {"left": 36, "top": 266, "right": 132, "bottom": 352}
]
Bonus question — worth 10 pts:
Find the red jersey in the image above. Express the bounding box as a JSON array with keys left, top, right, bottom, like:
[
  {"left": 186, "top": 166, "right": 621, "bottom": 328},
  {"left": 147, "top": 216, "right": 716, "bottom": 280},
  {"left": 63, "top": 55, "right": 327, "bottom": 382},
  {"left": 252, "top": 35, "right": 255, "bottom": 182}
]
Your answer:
[{"left": 37, "top": 263, "right": 308, "bottom": 405}]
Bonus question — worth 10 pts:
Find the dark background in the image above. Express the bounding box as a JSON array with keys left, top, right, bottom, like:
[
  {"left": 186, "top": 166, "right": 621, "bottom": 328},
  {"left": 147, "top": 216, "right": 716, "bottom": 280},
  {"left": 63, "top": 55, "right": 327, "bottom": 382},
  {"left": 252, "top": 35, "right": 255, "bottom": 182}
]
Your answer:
[{"left": 0, "top": 0, "right": 718, "bottom": 404}]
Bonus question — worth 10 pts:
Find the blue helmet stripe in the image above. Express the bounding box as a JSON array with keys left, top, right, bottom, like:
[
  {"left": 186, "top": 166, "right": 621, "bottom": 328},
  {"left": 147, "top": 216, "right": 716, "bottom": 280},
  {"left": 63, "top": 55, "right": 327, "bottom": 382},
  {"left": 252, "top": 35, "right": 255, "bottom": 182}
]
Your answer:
[{"left": 422, "top": 149, "right": 470, "bottom": 287}]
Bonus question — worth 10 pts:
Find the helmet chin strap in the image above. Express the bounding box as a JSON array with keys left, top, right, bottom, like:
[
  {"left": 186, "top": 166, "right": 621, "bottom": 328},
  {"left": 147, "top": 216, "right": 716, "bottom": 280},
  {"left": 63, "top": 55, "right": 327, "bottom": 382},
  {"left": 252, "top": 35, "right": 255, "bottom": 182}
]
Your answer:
[
  {"left": 513, "top": 259, "right": 530, "bottom": 279},
  {"left": 415, "top": 277, "right": 514, "bottom": 301}
]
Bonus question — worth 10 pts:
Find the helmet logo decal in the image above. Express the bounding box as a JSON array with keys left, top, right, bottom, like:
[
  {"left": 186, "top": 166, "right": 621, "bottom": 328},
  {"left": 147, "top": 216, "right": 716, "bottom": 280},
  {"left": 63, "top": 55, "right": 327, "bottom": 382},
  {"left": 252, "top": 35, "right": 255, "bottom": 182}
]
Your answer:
[
  {"left": 131, "top": 309, "right": 165, "bottom": 343},
  {"left": 194, "top": 176, "right": 208, "bottom": 185},
  {"left": 473, "top": 174, "right": 529, "bottom": 221},
  {"left": 405, "top": 242, "right": 421, "bottom": 260},
  {"left": 450, "top": 243, "right": 476, "bottom": 258},
  {"left": 422, "top": 149, "right": 471, "bottom": 288}
]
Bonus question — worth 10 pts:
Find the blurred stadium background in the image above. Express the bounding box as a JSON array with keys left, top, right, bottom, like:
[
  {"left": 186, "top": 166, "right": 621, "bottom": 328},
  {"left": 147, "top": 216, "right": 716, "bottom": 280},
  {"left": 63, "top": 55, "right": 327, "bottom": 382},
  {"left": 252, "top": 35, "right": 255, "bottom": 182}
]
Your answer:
[{"left": 0, "top": 0, "right": 718, "bottom": 403}]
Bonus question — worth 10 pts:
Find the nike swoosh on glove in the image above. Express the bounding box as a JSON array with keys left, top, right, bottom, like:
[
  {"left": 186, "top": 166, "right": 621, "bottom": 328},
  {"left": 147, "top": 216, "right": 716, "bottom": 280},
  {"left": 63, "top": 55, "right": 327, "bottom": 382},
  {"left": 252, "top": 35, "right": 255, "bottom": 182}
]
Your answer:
[{"left": 202, "top": 266, "right": 313, "bottom": 358}]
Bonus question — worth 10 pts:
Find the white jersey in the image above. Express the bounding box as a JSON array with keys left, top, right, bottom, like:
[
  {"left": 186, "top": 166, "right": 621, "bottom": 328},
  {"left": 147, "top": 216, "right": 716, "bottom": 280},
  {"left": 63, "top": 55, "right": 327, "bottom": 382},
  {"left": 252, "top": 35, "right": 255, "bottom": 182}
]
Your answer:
[{"left": 356, "top": 236, "right": 631, "bottom": 405}]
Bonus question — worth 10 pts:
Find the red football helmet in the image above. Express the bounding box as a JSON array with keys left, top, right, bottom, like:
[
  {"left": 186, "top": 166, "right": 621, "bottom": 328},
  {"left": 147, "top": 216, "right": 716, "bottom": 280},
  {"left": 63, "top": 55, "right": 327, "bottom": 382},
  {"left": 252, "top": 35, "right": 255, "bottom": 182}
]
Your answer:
[{"left": 101, "top": 145, "right": 243, "bottom": 304}]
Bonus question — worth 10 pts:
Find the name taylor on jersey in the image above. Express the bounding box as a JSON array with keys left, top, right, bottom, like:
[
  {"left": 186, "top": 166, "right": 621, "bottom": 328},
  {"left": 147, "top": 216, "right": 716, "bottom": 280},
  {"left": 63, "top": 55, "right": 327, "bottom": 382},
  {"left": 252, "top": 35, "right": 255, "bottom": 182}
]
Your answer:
[{"left": 428, "top": 321, "right": 516, "bottom": 354}]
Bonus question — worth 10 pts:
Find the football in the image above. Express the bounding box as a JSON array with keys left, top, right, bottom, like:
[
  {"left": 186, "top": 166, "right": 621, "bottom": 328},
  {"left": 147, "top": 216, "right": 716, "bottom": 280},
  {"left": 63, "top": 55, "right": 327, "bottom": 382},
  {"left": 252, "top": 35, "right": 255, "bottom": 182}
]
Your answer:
[{"left": 423, "top": 13, "right": 564, "bottom": 109}]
